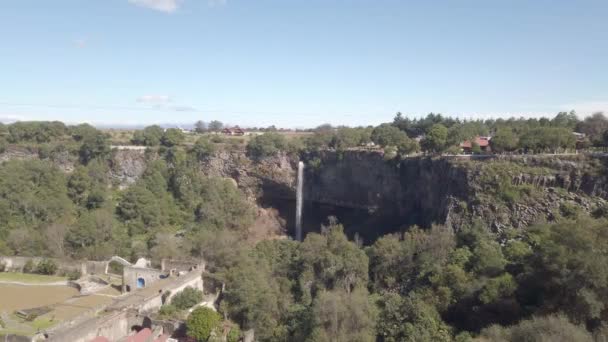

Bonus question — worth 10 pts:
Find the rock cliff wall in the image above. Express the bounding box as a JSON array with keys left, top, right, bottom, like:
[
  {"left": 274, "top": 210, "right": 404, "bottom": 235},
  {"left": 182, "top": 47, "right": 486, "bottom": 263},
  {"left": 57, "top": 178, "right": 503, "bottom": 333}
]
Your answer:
[
  {"left": 3, "top": 146, "right": 607, "bottom": 236},
  {"left": 208, "top": 151, "right": 608, "bottom": 235}
]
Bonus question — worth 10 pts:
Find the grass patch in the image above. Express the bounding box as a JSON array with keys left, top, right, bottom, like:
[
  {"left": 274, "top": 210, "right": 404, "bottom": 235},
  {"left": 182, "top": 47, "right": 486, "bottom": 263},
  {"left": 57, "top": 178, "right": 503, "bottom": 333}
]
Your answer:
[
  {"left": 0, "top": 327, "right": 32, "bottom": 336},
  {"left": 31, "top": 317, "right": 56, "bottom": 331},
  {"left": 0, "top": 272, "right": 67, "bottom": 283}
]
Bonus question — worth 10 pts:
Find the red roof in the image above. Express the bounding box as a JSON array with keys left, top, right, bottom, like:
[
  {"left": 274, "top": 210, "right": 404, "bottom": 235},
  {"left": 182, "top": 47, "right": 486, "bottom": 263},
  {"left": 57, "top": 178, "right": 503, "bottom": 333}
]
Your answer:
[
  {"left": 126, "top": 328, "right": 152, "bottom": 342},
  {"left": 460, "top": 136, "right": 490, "bottom": 148}
]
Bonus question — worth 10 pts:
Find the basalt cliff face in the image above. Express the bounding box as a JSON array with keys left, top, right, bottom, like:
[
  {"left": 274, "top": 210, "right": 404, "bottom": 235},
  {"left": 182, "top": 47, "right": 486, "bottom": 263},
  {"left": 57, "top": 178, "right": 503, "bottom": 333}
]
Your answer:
[
  {"left": 197, "top": 151, "right": 608, "bottom": 237},
  {"left": 2, "top": 146, "right": 607, "bottom": 238}
]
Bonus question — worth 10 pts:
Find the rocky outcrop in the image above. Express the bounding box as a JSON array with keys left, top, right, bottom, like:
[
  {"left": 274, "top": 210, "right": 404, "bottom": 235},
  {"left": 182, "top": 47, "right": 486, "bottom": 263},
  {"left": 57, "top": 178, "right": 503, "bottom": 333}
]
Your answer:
[
  {"left": 109, "top": 149, "right": 149, "bottom": 188},
  {"left": 211, "top": 152, "right": 608, "bottom": 233},
  {"left": 3, "top": 144, "right": 608, "bottom": 235}
]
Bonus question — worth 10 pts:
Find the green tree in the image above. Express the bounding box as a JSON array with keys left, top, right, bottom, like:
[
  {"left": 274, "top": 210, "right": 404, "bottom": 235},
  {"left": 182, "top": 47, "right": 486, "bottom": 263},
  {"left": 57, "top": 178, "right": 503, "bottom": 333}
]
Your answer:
[
  {"left": 309, "top": 287, "right": 377, "bottom": 342},
  {"left": 371, "top": 124, "right": 408, "bottom": 147},
  {"left": 375, "top": 292, "right": 452, "bottom": 342},
  {"left": 208, "top": 120, "right": 224, "bottom": 132},
  {"left": 192, "top": 137, "right": 216, "bottom": 160},
  {"left": 187, "top": 307, "right": 222, "bottom": 342},
  {"left": 70, "top": 123, "right": 99, "bottom": 142},
  {"left": 67, "top": 166, "right": 93, "bottom": 206},
  {"left": 65, "top": 208, "right": 128, "bottom": 259},
  {"left": 299, "top": 223, "right": 369, "bottom": 297},
  {"left": 161, "top": 128, "right": 185, "bottom": 147},
  {"left": 480, "top": 314, "right": 593, "bottom": 342},
  {"left": 552, "top": 111, "right": 579, "bottom": 129},
  {"left": 132, "top": 125, "right": 164, "bottom": 146},
  {"left": 172, "top": 287, "right": 204, "bottom": 310},
  {"left": 34, "top": 258, "right": 58, "bottom": 275},
  {"left": 221, "top": 252, "right": 289, "bottom": 341},
  {"left": 576, "top": 112, "right": 608, "bottom": 146},
  {"left": 0, "top": 160, "right": 74, "bottom": 234},
  {"left": 246, "top": 132, "right": 287, "bottom": 159},
  {"left": 0, "top": 136, "right": 7, "bottom": 154},
  {"left": 491, "top": 129, "right": 519, "bottom": 153},
  {"left": 519, "top": 218, "right": 608, "bottom": 326},
  {"left": 79, "top": 132, "right": 110, "bottom": 164},
  {"left": 421, "top": 124, "right": 448, "bottom": 152},
  {"left": 331, "top": 127, "right": 369, "bottom": 150},
  {"left": 195, "top": 120, "right": 208, "bottom": 134}
]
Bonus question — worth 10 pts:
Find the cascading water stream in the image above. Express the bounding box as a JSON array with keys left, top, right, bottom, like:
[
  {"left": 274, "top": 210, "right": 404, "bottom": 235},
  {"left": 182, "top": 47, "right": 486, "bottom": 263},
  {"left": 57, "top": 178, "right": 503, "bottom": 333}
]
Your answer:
[{"left": 295, "top": 161, "right": 304, "bottom": 241}]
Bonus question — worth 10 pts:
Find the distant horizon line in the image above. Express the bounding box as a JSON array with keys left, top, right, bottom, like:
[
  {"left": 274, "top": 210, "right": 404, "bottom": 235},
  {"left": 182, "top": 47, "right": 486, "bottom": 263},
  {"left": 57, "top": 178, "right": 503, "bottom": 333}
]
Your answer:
[{"left": 0, "top": 109, "right": 603, "bottom": 130}]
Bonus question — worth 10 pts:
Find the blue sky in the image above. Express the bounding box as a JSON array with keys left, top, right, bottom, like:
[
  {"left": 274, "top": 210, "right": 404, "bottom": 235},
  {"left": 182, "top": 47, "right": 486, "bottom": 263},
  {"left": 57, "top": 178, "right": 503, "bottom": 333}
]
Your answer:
[{"left": 1, "top": 0, "right": 607, "bottom": 128}]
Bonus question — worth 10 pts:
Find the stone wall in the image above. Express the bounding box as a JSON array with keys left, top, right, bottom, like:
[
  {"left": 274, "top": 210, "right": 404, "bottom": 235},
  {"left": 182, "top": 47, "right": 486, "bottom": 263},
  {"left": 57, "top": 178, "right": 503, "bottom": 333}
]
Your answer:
[
  {"left": 164, "top": 273, "right": 204, "bottom": 304},
  {"left": 47, "top": 309, "right": 132, "bottom": 342},
  {"left": 160, "top": 258, "right": 203, "bottom": 273},
  {"left": 0, "top": 256, "right": 85, "bottom": 275},
  {"left": 122, "top": 266, "right": 166, "bottom": 293},
  {"left": 48, "top": 270, "right": 204, "bottom": 341}
]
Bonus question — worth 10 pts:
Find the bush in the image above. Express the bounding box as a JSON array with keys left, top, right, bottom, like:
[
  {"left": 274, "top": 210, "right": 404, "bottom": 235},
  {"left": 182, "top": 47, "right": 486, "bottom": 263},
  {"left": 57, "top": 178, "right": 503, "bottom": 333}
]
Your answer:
[
  {"left": 192, "top": 137, "right": 216, "bottom": 160},
  {"left": 108, "top": 260, "right": 124, "bottom": 275},
  {"left": 23, "top": 259, "right": 36, "bottom": 273},
  {"left": 162, "top": 290, "right": 172, "bottom": 304},
  {"left": 158, "top": 304, "right": 179, "bottom": 320},
  {"left": 171, "top": 286, "right": 204, "bottom": 310},
  {"left": 35, "top": 259, "right": 58, "bottom": 275},
  {"left": 560, "top": 202, "right": 579, "bottom": 219},
  {"left": 227, "top": 323, "right": 242, "bottom": 342},
  {"left": 592, "top": 204, "right": 608, "bottom": 219},
  {"left": 210, "top": 135, "right": 224, "bottom": 143},
  {"left": 64, "top": 269, "right": 81, "bottom": 280},
  {"left": 0, "top": 261, "right": 5, "bottom": 272},
  {"left": 246, "top": 132, "right": 287, "bottom": 159},
  {"left": 0, "top": 137, "right": 7, "bottom": 154},
  {"left": 480, "top": 314, "right": 593, "bottom": 342},
  {"left": 187, "top": 307, "right": 222, "bottom": 342}
]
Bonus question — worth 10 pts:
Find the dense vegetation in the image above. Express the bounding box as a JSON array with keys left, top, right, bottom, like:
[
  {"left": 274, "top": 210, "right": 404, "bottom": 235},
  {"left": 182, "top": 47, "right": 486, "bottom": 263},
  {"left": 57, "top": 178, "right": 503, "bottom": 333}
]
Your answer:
[
  {"left": 243, "top": 111, "right": 608, "bottom": 160},
  {"left": 2, "top": 116, "right": 608, "bottom": 341},
  {"left": 0, "top": 121, "right": 255, "bottom": 261}
]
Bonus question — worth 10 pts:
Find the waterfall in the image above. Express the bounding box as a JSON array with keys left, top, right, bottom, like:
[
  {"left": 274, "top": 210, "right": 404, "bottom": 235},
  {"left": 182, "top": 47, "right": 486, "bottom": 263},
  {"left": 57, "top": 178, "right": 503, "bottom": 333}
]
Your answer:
[{"left": 295, "top": 161, "right": 304, "bottom": 241}]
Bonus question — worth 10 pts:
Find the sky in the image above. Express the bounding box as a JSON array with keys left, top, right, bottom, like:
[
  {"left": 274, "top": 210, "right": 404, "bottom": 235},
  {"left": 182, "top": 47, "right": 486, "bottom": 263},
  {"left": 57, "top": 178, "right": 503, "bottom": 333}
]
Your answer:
[{"left": 1, "top": 0, "right": 607, "bottom": 128}]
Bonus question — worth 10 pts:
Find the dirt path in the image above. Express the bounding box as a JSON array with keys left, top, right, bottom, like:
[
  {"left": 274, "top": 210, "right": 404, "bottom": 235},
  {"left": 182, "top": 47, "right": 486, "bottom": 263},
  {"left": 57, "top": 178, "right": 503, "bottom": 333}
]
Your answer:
[{"left": 0, "top": 280, "right": 69, "bottom": 286}]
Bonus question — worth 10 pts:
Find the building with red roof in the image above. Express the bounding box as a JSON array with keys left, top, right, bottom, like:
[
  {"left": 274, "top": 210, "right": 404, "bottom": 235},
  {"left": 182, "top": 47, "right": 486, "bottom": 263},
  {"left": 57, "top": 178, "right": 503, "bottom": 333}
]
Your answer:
[{"left": 460, "top": 136, "right": 491, "bottom": 153}]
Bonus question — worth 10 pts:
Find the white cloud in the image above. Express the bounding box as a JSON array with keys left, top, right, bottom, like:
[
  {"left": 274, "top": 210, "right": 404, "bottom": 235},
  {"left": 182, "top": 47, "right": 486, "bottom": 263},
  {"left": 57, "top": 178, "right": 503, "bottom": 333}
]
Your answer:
[
  {"left": 137, "top": 95, "right": 172, "bottom": 104},
  {"left": 128, "top": 0, "right": 181, "bottom": 13},
  {"left": 560, "top": 101, "right": 608, "bottom": 117}
]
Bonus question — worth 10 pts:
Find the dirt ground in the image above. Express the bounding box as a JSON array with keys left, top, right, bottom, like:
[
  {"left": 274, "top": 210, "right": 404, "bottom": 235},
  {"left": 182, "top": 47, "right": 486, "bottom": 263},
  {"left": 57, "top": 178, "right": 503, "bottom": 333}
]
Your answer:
[
  {"left": 0, "top": 283, "right": 121, "bottom": 336},
  {"left": 0, "top": 284, "right": 79, "bottom": 312}
]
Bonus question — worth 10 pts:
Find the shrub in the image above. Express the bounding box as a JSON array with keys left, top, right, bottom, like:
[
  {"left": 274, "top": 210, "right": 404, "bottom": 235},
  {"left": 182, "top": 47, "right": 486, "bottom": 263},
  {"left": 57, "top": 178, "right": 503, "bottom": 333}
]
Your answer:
[
  {"left": 108, "top": 260, "right": 124, "bottom": 275},
  {"left": 162, "top": 290, "right": 172, "bottom": 304},
  {"left": 383, "top": 146, "right": 398, "bottom": 160},
  {"left": 227, "top": 323, "right": 242, "bottom": 342},
  {"left": 171, "top": 286, "right": 203, "bottom": 310},
  {"left": 23, "top": 259, "right": 36, "bottom": 273},
  {"left": 192, "top": 137, "right": 216, "bottom": 160},
  {"left": 158, "top": 304, "right": 179, "bottom": 320},
  {"left": 210, "top": 135, "right": 224, "bottom": 143},
  {"left": 187, "top": 307, "right": 222, "bottom": 342},
  {"left": 560, "top": 202, "right": 579, "bottom": 219},
  {"left": 246, "top": 132, "right": 287, "bottom": 159},
  {"left": 64, "top": 269, "right": 81, "bottom": 280},
  {"left": 0, "top": 261, "right": 5, "bottom": 272},
  {"left": 35, "top": 259, "right": 58, "bottom": 275},
  {"left": 480, "top": 314, "right": 593, "bottom": 342},
  {"left": 592, "top": 204, "right": 608, "bottom": 219}
]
